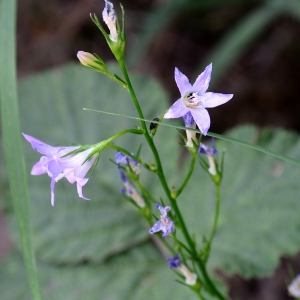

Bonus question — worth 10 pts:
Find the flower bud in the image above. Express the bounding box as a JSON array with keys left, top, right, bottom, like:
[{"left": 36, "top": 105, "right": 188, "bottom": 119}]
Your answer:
[{"left": 77, "top": 51, "right": 99, "bottom": 68}]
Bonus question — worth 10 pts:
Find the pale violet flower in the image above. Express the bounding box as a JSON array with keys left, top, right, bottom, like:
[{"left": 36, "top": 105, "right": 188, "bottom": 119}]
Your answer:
[
  {"left": 23, "top": 133, "right": 97, "bottom": 206},
  {"left": 164, "top": 64, "right": 233, "bottom": 135},
  {"left": 198, "top": 138, "right": 218, "bottom": 175},
  {"left": 288, "top": 275, "right": 300, "bottom": 298},
  {"left": 102, "top": 0, "right": 118, "bottom": 42},
  {"left": 149, "top": 203, "right": 174, "bottom": 237},
  {"left": 167, "top": 254, "right": 197, "bottom": 286}
]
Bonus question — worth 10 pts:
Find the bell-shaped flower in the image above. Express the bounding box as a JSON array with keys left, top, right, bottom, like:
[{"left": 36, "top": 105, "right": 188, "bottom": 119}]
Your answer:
[
  {"left": 288, "top": 275, "right": 300, "bottom": 298},
  {"left": 167, "top": 254, "right": 197, "bottom": 286},
  {"left": 198, "top": 138, "right": 218, "bottom": 175},
  {"left": 164, "top": 64, "right": 233, "bottom": 135},
  {"left": 23, "top": 133, "right": 97, "bottom": 206},
  {"left": 149, "top": 203, "right": 174, "bottom": 237}
]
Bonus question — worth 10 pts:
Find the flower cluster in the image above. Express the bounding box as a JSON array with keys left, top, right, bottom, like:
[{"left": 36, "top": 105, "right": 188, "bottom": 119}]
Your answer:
[{"left": 23, "top": 133, "right": 97, "bottom": 206}]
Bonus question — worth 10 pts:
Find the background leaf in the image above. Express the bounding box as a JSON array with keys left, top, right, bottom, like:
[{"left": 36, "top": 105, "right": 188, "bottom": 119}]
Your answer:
[
  {"left": 181, "top": 126, "right": 300, "bottom": 277},
  {"left": 2, "top": 63, "right": 300, "bottom": 299}
]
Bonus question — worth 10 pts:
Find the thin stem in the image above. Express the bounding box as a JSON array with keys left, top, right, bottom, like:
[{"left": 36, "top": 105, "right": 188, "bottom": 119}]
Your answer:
[
  {"left": 119, "top": 61, "right": 226, "bottom": 300},
  {"left": 176, "top": 153, "right": 196, "bottom": 198},
  {"left": 204, "top": 183, "right": 221, "bottom": 263}
]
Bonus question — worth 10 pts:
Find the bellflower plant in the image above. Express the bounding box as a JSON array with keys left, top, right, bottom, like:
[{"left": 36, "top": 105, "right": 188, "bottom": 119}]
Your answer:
[
  {"left": 149, "top": 203, "right": 175, "bottom": 237},
  {"left": 23, "top": 133, "right": 97, "bottom": 206},
  {"left": 20, "top": 1, "right": 245, "bottom": 299},
  {"left": 167, "top": 254, "right": 197, "bottom": 286},
  {"left": 164, "top": 64, "right": 233, "bottom": 135}
]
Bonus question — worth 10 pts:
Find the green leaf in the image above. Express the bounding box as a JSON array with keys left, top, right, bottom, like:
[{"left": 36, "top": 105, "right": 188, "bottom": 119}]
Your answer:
[
  {"left": 0, "top": 0, "right": 43, "bottom": 299},
  {"left": 5, "top": 63, "right": 177, "bottom": 264},
  {"left": 0, "top": 246, "right": 194, "bottom": 300},
  {"left": 181, "top": 126, "right": 300, "bottom": 277}
]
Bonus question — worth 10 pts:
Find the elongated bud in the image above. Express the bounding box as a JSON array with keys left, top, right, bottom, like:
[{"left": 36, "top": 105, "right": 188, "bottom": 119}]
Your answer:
[
  {"left": 167, "top": 254, "right": 197, "bottom": 285},
  {"left": 77, "top": 51, "right": 99, "bottom": 68},
  {"left": 183, "top": 112, "right": 197, "bottom": 148},
  {"left": 102, "top": 0, "right": 118, "bottom": 42}
]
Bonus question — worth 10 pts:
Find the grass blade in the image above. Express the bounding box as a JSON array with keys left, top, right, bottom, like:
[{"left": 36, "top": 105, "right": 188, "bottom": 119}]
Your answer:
[
  {"left": 83, "top": 108, "right": 300, "bottom": 167},
  {"left": 0, "top": 0, "right": 43, "bottom": 299}
]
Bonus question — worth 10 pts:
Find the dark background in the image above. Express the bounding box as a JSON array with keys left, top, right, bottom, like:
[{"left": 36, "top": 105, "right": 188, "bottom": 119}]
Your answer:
[{"left": 2, "top": 0, "right": 300, "bottom": 299}]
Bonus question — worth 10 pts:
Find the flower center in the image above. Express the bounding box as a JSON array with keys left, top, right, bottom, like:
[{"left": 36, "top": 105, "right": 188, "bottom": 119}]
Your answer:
[{"left": 183, "top": 92, "right": 202, "bottom": 108}]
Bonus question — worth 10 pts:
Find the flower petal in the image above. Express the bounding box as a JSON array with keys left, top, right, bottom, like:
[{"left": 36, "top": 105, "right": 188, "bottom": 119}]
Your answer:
[
  {"left": 164, "top": 99, "right": 189, "bottom": 119},
  {"left": 50, "top": 178, "right": 56, "bottom": 206},
  {"left": 23, "top": 133, "right": 58, "bottom": 156},
  {"left": 48, "top": 159, "right": 63, "bottom": 178},
  {"left": 149, "top": 220, "right": 163, "bottom": 234},
  {"left": 74, "top": 155, "right": 97, "bottom": 178},
  {"left": 58, "top": 148, "right": 92, "bottom": 169},
  {"left": 76, "top": 178, "right": 90, "bottom": 200},
  {"left": 183, "top": 112, "right": 195, "bottom": 128},
  {"left": 193, "top": 63, "right": 212, "bottom": 94},
  {"left": 202, "top": 92, "right": 233, "bottom": 108},
  {"left": 191, "top": 108, "right": 210, "bottom": 136},
  {"left": 174, "top": 67, "right": 192, "bottom": 95},
  {"left": 31, "top": 161, "right": 47, "bottom": 175}
]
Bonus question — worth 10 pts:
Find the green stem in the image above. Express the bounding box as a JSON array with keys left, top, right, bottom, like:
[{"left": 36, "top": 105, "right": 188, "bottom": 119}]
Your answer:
[
  {"left": 119, "top": 61, "right": 226, "bottom": 300},
  {"left": 176, "top": 153, "right": 196, "bottom": 198},
  {"left": 205, "top": 183, "right": 221, "bottom": 263}
]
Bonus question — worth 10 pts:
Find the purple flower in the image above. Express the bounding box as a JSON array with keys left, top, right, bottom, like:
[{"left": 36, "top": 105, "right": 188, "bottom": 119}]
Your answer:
[
  {"left": 164, "top": 64, "right": 233, "bottom": 135},
  {"left": 115, "top": 152, "right": 140, "bottom": 174},
  {"left": 167, "top": 254, "right": 197, "bottom": 285},
  {"left": 149, "top": 203, "right": 174, "bottom": 237},
  {"left": 183, "top": 112, "right": 196, "bottom": 147},
  {"left": 118, "top": 169, "right": 145, "bottom": 207},
  {"left": 167, "top": 253, "right": 181, "bottom": 269},
  {"left": 23, "top": 133, "right": 97, "bottom": 206},
  {"left": 198, "top": 138, "right": 218, "bottom": 175}
]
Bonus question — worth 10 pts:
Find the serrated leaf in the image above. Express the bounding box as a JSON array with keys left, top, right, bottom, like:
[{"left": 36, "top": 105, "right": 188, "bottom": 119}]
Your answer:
[{"left": 180, "top": 125, "right": 300, "bottom": 277}]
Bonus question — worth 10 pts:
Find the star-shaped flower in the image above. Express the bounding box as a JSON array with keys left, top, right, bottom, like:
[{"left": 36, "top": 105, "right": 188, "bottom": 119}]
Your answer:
[
  {"left": 149, "top": 203, "right": 174, "bottom": 237},
  {"left": 23, "top": 133, "right": 97, "bottom": 206},
  {"left": 164, "top": 64, "right": 233, "bottom": 135}
]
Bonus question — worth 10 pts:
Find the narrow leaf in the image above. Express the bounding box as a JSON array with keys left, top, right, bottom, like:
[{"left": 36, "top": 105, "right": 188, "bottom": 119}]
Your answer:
[{"left": 0, "top": 0, "right": 43, "bottom": 299}]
